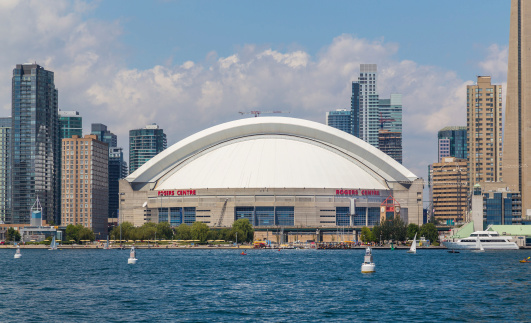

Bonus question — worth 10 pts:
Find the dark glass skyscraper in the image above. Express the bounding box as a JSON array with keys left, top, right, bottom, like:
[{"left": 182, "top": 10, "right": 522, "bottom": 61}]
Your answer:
[
  {"left": 129, "top": 124, "right": 167, "bottom": 174},
  {"left": 11, "top": 64, "right": 60, "bottom": 224},
  {"left": 326, "top": 109, "right": 351, "bottom": 134},
  {"left": 437, "top": 126, "right": 467, "bottom": 162},
  {"left": 91, "top": 123, "right": 117, "bottom": 147},
  {"left": 108, "top": 147, "right": 128, "bottom": 219}
]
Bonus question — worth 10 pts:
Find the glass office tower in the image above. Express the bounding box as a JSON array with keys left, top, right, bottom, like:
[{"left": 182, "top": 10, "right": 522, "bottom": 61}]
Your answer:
[
  {"left": 129, "top": 124, "right": 167, "bottom": 174},
  {"left": 59, "top": 110, "right": 82, "bottom": 139},
  {"left": 91, "top": 123, "right": 117, "bottom": 147},
  {"left": 11, "top": 64, "right": 60, "bottom": 224},
  {"left": 0, "top": 118, "right": 11, "bottom": 223},
  {"left": 108, "top": 147, "right": 128, "bottom": 219},
  {"left": 326, "top": 109, "right": 352, "bottom": 134}
]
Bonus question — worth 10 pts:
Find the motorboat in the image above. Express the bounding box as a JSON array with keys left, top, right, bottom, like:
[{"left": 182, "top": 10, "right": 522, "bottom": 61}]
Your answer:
[
  {"left": 128, "top": 246, "right": 138, "bottom": 264},
  {"left": 361, "top": 247, "right": 375, "bottom": 273},
  {"left": 14, "top": 245, "right": 21, "bottom": 259},
  {"left": 407, "top": 233, "right": 417, "bottom": 254},
  {"left": 442, "top": 231, "right": 518, "bottom": 250}
]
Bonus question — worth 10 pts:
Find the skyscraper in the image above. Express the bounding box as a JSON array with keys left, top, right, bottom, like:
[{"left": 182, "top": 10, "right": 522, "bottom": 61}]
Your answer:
[
  {"left": 0, "top": 118, "right": 11, "bottom": 224},
  {"left": 504, "top": 0, "right": 531, "bottom": 216},
  {"left": 379, "top": 94, "right": 402, "bottom": 133},
  {"left": 326, "top": 109, "right": 351, "bottom": 134},
  {"left": 91, "top": 123, "right": 117, "bottom": 147},
  {"left": 431, "top": 157, "right": 468, "bottom": 225},
  {"left": 108, "top": 147, "right": 128, "bottom": 219},
  {"left": 129, "top": 123, "right": 167, "bottom": 174},
  {"left": 467, "top": 76, "right": 503, "bottom": 189},
  {"left": 11, "top": 64, "right": 60, "bottom": 224},
  {"left": 59, "top": 110, "right": 82, "bottom": 140},
  {"left": 378, "top": 130, "right": 402, "bottom": 164},
  {"left": 438, "top": 126, "right": 467, "bottom": 162},
  {"left": 351, "top": 64, "right": 380, "bottom": 147},
  {"left": 61, "top": 135, "right": 108, "bottom": 238}
]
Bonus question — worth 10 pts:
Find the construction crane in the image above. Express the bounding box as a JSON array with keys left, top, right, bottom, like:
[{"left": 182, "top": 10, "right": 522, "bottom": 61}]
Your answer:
[
  {"left": 379, "top": 112, "right": 395, "bottom": 129},
  {"left": 238, "top": 110, "right": 290, "bottom": 117}
]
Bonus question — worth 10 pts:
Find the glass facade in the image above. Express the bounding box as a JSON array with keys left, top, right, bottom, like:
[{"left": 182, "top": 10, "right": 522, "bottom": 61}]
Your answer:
[
  {"left": 379, "top": 94, "right": 403, "bottom": 133},
  {"left": 158, "top": 207, "right": 169, "bottom": 223},
  {"left": 183, "top": 207, "right": 196, "bottom": 224},
  {"left": 326, "top": 109, "right": 351, "bottom": 134},
  {"left": 11, "top": 64, "right": 60, "bottom": 224},
  {"left": 483, "top": 192, "right": 520, "bottom": 226},
  {"left": 170, "top": 207, "right": 182, "bottom": 226},
  {"left": 91, "top": 123, "right": 117, "bottom": 147},
  {"left": 59, "top": 111, "right": 82, "bottom": 140},
  {"left": 352, "top": 64, "right": 380, "bottom": 148},
  {"left": 235, "top": 206, "right": 295, "bottom": 226},
  {"left": 368, "top": 207, "right": 380, "bottom": 226},
  {"left": 0, "top": 118, "right": 11, "bottom": 223},
  {"left": 336, "top": 207, "right": 350, "bottom": 226},
  {"left": 108, "top": 147, "right": 127, "bottom": 218},
  {"left": 129, "top": 124, "right": 167, "bottom": 174},
  {"left": 438, "top": 126, "right": 467, "bottom": 162}
]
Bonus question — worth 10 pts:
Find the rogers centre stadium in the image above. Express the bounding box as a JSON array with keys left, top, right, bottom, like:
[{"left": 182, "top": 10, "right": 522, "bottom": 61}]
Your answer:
[{"left": 119, "top": 117, "right": 423, "bottom": 241}]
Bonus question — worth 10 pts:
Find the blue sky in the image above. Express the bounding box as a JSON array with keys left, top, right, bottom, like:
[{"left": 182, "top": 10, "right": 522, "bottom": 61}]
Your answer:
[{"left": 0, "top": 0, "right": 512, "bottom": 180}]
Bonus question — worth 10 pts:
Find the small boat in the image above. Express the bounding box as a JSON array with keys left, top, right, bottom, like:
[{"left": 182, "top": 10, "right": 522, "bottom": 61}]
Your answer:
[
  {"left": 407, "top": 233, "right": 417, "bottom": 254},
  {"left": 447, "top": 250, "right": 460, "bottom": 254},
  {"left": 361, "top": 247, "right": 375, "bottom": 273},
  {"left": 472, "top": 237, "right": 485, "bottom": 253},
  {"left": 128, "top": 246, "right": 138, "bottom": 264},
  {"left": 103, "top": 236, "right": 110, "bottom": 250},
  {"left": 48, "top": 236, "right": 58, "bottom": 251},
  {"left": 240, "top": 251, "right": 247, "bottom": 255},
  {"left": 14, "top": 244, "right": 21, "bottom": 259},
  {"left": 520, "top": 257, "right": 530, "bottom": 263}
]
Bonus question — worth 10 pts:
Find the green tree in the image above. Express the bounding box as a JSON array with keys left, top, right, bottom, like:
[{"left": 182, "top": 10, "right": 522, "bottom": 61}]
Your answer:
[
  {"left": 78, "top": 227, "right": 95, "bottom": 242},
  {"left": 156, "top": 222, "right": 173, "bottom": 240},
  {"left": 420, "top": 223, "right": 439, "bottom": 245},
  {"left": 110, "top": 222, "right": 135, "bottom": 241},
  {"left": 232, "top": 218, "right": 254, "bottom": 243},
  {"left": 66, "top": 224, "right": 95, "bottom": 243},
  {"left": 374, "top": 216, "right": 407, "bottom": 242},
  {"left": 191, "top": 222, "right": 210, "bottom": 243},
  {"left": 407, "top": 223, "right": 420, "bottom": 240},
  {"left": 360, "top": 227, "right": 374, "bottom": 243},
  {"left": 175, "top": 223, "right": 192, "bottom": 240},
  {"left": 6, "top": 228, "right": 21, "bottom": 242}
]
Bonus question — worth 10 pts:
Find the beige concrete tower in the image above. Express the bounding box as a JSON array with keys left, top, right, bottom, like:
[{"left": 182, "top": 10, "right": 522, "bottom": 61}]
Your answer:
[
  {"left": 466, "top": 76, "right": 503, "bottom": 189},
  {"left": 504, "top": 0, "right": 531, "bottom": 217},
  {"left": 61, "top": 135, "right": 108, "bottom": 238}
]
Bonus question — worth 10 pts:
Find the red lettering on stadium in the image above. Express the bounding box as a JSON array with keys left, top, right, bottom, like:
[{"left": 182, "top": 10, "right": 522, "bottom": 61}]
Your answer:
[
  {"left": 335, "top": 189, "right": 380, "bottom": 196},
  {"left": 158, "top": 190, "right": 197, "bottom": 196}
]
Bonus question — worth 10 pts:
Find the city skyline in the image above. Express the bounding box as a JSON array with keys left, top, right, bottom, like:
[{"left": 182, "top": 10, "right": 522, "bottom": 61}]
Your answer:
[{"left": 0, "top": 1, "right": 512, "bottom": 181}]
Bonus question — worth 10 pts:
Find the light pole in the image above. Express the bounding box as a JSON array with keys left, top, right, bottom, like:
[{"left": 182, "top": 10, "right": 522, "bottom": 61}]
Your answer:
[{"left": 119, "top": 192, "right": 125, "bottom": 247}]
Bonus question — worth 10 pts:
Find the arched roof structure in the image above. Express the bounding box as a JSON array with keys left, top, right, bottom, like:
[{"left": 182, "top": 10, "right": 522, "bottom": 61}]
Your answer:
[{"left": 125, "top": 117, "right": 417, "bottom": 190}]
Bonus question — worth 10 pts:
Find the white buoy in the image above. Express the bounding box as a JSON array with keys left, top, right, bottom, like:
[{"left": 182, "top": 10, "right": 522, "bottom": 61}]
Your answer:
[
  {"left": 128, "top": 246, "right": 138, "bottom": 264},
  {"left": 361, "top": 247, "right": 375, "bottom": 273},
  {"left": 14, "top": 245, "right": 21, "bottom": 259}
]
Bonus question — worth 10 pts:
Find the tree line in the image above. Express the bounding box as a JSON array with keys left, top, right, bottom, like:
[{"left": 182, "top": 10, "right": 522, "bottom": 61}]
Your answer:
[
  {"left": 360, "top": 217, "right": 439, "bottom": 245},
  {"left": 109, "top": 218, "right": 255, "bottom": 243}
]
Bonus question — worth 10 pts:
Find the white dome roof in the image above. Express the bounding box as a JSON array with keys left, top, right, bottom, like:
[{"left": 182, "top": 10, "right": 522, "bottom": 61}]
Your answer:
[{"left": 126, "top": 117, "right": 418, "bottom": 190}]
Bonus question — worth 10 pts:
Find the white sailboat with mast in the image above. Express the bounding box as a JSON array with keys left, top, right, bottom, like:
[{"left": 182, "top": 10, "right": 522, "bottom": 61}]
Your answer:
[
  {"left": 14, "top": 244, "right": 22, "bottom": 259},
  {"left": 49, "top": 236, "right": 57, "bottom": 250},
  {"left": 407, "top": 233, "right": 417, "bottom": 254}
]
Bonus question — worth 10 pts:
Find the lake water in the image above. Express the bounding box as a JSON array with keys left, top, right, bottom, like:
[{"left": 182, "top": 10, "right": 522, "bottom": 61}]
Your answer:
[{"left": 0, "top": 248, "right": 529, "bottom": 322}]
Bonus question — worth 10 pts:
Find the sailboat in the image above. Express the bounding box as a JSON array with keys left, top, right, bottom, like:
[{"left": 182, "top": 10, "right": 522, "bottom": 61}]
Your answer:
[
  {"left": 407, "top": 233, "right": 417, "bottom": 254},
  {"left": 48, "top": 236, "right": 58, "bottom": 250},
  {"left": 14, "top": 244, "right": 22, "bottom": 259},
  {"left": 473, "top": 237, "right": 485, "bottom": 252},
  {"left": 128, "top": 246, "right": 138, "bottom": 264},
  {"left": 104, "top": 238, "right": 110, "bottom": 249}
]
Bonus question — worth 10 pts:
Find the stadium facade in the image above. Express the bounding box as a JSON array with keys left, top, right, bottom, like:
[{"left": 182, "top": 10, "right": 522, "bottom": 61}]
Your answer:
[{"left": 119, "top": 117, "right": 423, "bottom": 232}]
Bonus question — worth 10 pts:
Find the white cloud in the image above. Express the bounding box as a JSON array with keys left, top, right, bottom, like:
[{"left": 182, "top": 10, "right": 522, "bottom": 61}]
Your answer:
[{"left": 0, "top": 1, "right": 503, "bottom": 182}]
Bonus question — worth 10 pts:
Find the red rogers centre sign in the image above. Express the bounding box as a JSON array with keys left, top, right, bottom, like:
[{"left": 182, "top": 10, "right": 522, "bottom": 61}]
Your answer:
[
  {"left": 157, "top": 190, "right": 196, "bottom": 196},
  {"left": 336, "top": 189, "right": 380, "bottom": 196}
]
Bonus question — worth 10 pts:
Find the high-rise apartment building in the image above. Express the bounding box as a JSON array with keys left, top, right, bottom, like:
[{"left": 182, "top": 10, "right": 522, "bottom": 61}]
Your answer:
[
  {"left": 326, "top": 109, "right": 351, "bottom": 134},
  {"left": 91, "top": 123, "right": 117, "bottom": 148},
  {"left": 129, "top": 124, "right": 167, "bottom": 174},
  {"left": 438, "top": 126, "right": 467, "bottom": 162},
  {"left": 108, "top": 147, "right": 128, "bottom": 219},
  {"left": 378, "top": 130, "right": 402, "bottom": 164},
  {"left": 504, "top": 0, "right": 531, "bottom": 217},
  {"left": 11, "top": 64, "right": 60, "bottom": 224},
  {"left": 59, "top": 110, "right": 82, "bottom": 139},
  {"left": 466, "top": 76, "right": 503, "bottom": 190},
  {"left": 0, "top": 118, "right": 11, "bottom": 224},
  {"left": 431, "top": 157, "right": 468, "bottom": 225},
  {"left": 351, "top": 64, "right": 380, "bottom": 147},
  {"left": 61, "top": 135, "right": 108, "bottom": 238}
]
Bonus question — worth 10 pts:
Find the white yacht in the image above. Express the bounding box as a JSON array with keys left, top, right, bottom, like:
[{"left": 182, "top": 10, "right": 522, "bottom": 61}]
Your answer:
[{"left": 443, "top": 231, "right": 519, "bottom": 250}]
